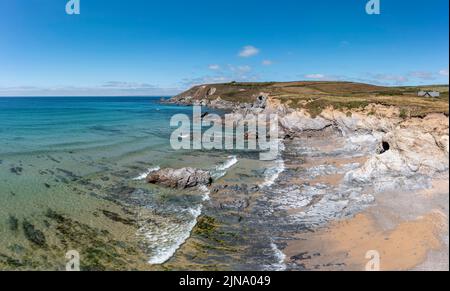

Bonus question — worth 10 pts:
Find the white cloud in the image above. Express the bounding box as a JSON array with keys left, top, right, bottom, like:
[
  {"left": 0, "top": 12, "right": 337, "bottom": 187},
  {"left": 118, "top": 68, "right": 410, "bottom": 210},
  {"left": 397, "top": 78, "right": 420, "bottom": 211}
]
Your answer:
[
  {"left": 182, "top": 63, "right": 260, "bottom": 88},
  {"left": 228, "top": 65, "right": 252, "bottom": 73},
  {"left": 239, "top": 45, "right": 260, "bottom": 58},
  {"left": 409, "top": 71, "right": 436, "bottom": 80},
  {"left": 262, "top": 60, "right": 273, "bottom": 66},
  {"left": 0, "top": 82, "right": 180, "bottom": 97},
  {"left": 305, "top": 74, "right": 326, "bottom": 79},
  {"left": 101, "top": 81, "right": 155, "bottom": 89},
  {"left": 367, "top": 73, "right": 409, "bottom": 85},
  {"left": 208, "top": 64, "right": 221, "bottom": 70},
  {"left": 237, "top": 65, "right": 252, "bottom": 73},
  {"left": 439, "top": 69, "right": 449, "bottom": 77}
]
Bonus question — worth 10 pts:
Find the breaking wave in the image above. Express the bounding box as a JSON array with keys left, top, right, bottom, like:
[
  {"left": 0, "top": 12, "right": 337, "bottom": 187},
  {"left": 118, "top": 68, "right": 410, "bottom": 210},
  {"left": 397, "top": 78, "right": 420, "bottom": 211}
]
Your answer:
[{"left": 133, "top": 166, "right": 160, "bottom": 180}]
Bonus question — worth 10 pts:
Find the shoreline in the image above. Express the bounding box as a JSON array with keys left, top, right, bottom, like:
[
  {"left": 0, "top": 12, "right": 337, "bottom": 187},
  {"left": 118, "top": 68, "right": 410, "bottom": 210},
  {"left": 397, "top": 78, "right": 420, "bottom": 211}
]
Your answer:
[
  {"left": 282, "top": 176, "right": 449, "bottom": 271},
  {"left": 163, "top": 85, "right": 449, "bottom": 271}
]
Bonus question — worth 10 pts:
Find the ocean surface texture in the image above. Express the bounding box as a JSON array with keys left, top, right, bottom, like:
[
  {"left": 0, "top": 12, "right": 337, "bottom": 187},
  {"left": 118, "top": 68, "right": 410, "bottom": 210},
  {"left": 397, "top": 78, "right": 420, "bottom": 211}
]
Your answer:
[{"left": 0, "top": 97, "right": 279, "bottom": 270}]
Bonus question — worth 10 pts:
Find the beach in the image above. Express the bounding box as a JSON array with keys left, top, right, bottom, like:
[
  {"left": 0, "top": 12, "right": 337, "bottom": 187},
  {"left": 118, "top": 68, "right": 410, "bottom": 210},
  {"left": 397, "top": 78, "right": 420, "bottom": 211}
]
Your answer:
[{"left": 1, "top": 92, "right": 449, "bottom": 271}]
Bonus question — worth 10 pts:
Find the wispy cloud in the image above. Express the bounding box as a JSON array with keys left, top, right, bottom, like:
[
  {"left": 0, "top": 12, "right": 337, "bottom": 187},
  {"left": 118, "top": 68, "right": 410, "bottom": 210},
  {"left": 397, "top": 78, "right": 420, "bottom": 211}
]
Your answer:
[
  {"left": 367, "top": 73, "right": 409, "bottom": 85},
  {"left": 439, "top": 69, "right": 449, "bottom": 77},
  {"left": 304, "top": 74, "right": 326, "bottom": 79},
  {"left": 0, "top": 82, "right": 180, "bottom": 97},
  {"left": 408, "top": 71, "right": 436, "bottom": 80},
  {"left": 208, "top": 64, "right": 221, "bottom": 70},
  {"left": 101, "top": 81, "right": 156, "bottom": 89},
  {"left": 262, "top": 60, "right": 273, "bottom": 66},
  {"left": 238, "top": 45, "right": 260, "bottom": 58},
  {"left": 229, "top": 65, "right": 252, "bottom": 73}
]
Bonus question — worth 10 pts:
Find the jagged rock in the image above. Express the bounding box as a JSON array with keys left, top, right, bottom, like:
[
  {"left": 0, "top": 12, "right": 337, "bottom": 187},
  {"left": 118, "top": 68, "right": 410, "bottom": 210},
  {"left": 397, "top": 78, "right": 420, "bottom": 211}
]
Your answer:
[
  {"left": 280, "top": 110, "right": 332, "bottom": 132},
  {"left": 345, "top": 114, "right": 449, "bottom": 190},
  {"left": 209, "top": 97, "right": 236, "bottom": 110},
  {"left": 253, "top": 93, "right": 269, "bottom": 109},
  {"left": 207, "top": 87, "right": 217, "bottom": 96},
  {"left": 147, "top": 168, "right": 212, "bottom": 189}
]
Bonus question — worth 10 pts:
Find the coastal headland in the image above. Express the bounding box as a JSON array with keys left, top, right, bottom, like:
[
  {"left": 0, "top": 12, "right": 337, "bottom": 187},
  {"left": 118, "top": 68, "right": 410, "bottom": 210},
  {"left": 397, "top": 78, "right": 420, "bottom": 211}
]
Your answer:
[{"left": 164, "top": 81, "right": 449, "bottom": 271}]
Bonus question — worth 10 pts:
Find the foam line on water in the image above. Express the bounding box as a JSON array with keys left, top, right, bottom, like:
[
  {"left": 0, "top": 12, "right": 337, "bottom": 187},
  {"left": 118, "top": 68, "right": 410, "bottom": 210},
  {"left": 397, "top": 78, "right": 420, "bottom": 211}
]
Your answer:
[
  {"left": 144, "top": 185, "right": 210, "bottom": 265},
  {"left": 133, "top": 166, "right": 160, "bottom": 180},
  {"left": 212, "top": 155, "right": 238, "bottom": 180}
]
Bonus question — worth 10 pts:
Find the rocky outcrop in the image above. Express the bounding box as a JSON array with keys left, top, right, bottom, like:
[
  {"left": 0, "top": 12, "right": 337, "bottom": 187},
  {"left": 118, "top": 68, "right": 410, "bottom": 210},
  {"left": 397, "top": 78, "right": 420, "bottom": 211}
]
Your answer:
[
  {"left": 280, "top": 110, "right": 333, "bottom": 132},
  {"left": 147, "top": 168, "right": 212, "bottom": 189},
  {"left": 345, "top": 114, "right": 449, "bottom": 189},
  {"left": 169, "top": 87, "right": 449, "bottom": 193},
  {"left": 261, "top": 99, "right": 449, "bottom": 191}
]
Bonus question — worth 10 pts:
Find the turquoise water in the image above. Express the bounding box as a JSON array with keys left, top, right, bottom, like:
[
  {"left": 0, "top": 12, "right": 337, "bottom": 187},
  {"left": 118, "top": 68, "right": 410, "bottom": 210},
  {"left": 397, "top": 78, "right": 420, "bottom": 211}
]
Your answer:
[
  {"left": 0, "top": 97, "right": 278, "bottom": 270},
  {"left": 0, "top": 97, "right": 185, "bottom": 155},
  {"left": 0, "top": 97, "right": 232, "bottom": 269}
]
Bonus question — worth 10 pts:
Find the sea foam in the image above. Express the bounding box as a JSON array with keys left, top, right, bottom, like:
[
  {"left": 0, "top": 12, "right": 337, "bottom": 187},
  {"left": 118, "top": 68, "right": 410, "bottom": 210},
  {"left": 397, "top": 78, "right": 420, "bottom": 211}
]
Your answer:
[
  {"left": 212, "top": 155, "right": 238, "bottom": 180},
  {"left": 133, "top": 166, "right": 160, "bottom": 180},
  {"left": 143, "top": 185, "right": 210, "bottom": 265}
]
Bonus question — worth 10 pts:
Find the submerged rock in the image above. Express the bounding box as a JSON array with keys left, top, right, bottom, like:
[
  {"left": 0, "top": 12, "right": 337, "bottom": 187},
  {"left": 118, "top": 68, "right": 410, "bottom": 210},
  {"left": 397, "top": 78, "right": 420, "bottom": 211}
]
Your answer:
[
  {"left": 8, "top": 215, "right": 19, "bottom": 232},
  {"left": 10, "top": 166, "right": 23, "bottom": 175},
  {"left": 146, "top": 168, "right": 212, "bottom": 189},
  {"left": 22, "top": 220, "right": 46, "bottom": 247},
  {"left": 101, "top": 210, "right": 136, "bottom": 226}
]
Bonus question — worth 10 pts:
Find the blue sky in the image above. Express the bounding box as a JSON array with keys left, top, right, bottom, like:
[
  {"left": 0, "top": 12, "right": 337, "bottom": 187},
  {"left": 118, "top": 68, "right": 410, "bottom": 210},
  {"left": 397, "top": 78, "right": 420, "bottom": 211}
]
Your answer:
[{"left": 0, "top": 0, "right": 448, "bottom": 96}]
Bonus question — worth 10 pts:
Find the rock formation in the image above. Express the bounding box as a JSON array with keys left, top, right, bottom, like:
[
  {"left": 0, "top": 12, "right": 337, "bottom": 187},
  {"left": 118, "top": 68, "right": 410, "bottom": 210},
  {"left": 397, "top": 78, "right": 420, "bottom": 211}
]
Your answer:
[{"left": 147, "top": 168, "right": 212, "bottom": 189}]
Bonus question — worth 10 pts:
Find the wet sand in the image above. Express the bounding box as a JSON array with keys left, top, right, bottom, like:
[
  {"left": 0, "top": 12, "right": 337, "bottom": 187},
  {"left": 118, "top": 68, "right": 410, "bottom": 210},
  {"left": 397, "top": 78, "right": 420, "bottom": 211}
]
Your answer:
[{"left": 284, "top": 178, "right": 449, "bottom": 271}]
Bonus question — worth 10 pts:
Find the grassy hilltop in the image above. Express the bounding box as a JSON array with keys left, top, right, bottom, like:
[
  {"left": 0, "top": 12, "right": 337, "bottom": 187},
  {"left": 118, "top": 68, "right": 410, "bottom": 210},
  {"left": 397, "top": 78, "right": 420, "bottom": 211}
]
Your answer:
[{"left": 175, "top": 81, "right": 449, "bottom": 117}]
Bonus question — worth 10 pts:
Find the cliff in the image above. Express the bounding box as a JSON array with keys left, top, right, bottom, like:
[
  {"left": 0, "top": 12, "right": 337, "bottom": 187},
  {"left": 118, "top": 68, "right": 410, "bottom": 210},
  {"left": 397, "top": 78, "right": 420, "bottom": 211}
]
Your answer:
[{"left": 170, "top": 81, "right": 450, "bottom": 192}]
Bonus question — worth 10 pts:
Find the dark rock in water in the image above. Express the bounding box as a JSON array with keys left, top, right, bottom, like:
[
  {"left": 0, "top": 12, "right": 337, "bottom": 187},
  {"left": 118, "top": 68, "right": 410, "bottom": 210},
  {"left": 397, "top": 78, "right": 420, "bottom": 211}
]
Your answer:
[
  {"left": 101, "top": 210, "right": 136, "bottom": 226},
  {"left": 56, "top": 168, "right": 80, "bottom": 181},
  {"left": 8, "top": 215, "right": 19, "bottom": 232},
  {"left": 147, "top": 168, "right": 212, "bottom": 189},
  {"left": 22, "top": 220, "right": 46, "bottom": 247},
  {"left": 44, "top": 183, "right": 51, "bottom": 188},
  {"left": 10, "top": 166, "right": 23, "bottom": 175},
  {"left": 45, "top": 209, "right": 66, "bottom": 224}
]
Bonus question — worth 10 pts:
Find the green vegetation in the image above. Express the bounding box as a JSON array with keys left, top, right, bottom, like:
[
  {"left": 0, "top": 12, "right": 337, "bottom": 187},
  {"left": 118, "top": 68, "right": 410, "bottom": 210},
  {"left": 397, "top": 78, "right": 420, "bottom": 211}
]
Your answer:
[
  {"left": 175, "top": 81, "right": 449, "bottom": 117},
  {"left": 399, "top": 108, "right": 408, "bottom": 119}
]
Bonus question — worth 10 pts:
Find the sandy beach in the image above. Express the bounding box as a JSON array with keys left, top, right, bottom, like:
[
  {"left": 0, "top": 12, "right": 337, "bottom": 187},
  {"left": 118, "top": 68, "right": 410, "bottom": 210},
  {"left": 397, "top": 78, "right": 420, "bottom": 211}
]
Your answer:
[{"left": 284, "top": 177, "right": 449, "bottom": 271}]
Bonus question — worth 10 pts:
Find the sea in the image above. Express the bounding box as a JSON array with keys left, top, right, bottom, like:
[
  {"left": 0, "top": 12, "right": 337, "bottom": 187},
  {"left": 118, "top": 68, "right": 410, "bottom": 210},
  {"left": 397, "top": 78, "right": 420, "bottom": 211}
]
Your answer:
[{"left": 0, "top": 97, "right": 283, "bottom": 269}]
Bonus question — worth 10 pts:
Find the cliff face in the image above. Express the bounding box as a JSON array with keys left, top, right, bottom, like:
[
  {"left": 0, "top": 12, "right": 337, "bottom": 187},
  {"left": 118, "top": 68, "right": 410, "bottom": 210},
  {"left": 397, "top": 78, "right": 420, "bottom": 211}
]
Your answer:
[
  {"left": 170, "top": 82, "right": 450, "bottom": 192},
  {"left": 273, "top": 100, "right": 449, "bottom": 192}
]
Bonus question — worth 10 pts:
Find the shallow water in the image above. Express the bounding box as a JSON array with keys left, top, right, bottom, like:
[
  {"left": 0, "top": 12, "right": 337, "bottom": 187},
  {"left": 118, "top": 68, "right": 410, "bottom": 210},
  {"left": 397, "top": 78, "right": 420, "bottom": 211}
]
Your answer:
[
  {"left": 0, "top": 97, "right": 244, "bottom": 269},
  {"left": 2, "top": 97, "right": 345, "bottom": 270}
]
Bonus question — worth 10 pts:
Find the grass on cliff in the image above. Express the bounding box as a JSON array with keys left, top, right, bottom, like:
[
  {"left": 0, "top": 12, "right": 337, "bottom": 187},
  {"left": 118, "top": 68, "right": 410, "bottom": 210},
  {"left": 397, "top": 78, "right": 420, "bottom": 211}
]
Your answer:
[{"left": 176, "top": 81, "right": 449, "bottom": 117}]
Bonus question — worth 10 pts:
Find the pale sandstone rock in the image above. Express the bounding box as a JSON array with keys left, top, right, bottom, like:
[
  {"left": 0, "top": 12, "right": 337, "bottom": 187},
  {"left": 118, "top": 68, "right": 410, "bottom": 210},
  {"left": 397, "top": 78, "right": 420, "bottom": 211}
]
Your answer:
[{"left": 280, "top": 110, "right": 332, "bottom": 132}]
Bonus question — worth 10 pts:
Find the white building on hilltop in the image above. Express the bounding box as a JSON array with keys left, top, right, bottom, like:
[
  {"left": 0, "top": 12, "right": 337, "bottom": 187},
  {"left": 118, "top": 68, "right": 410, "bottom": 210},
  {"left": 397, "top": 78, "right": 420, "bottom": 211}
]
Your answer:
[{"left": 418, "top": 91, "right": 440, "bottom": 98}]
